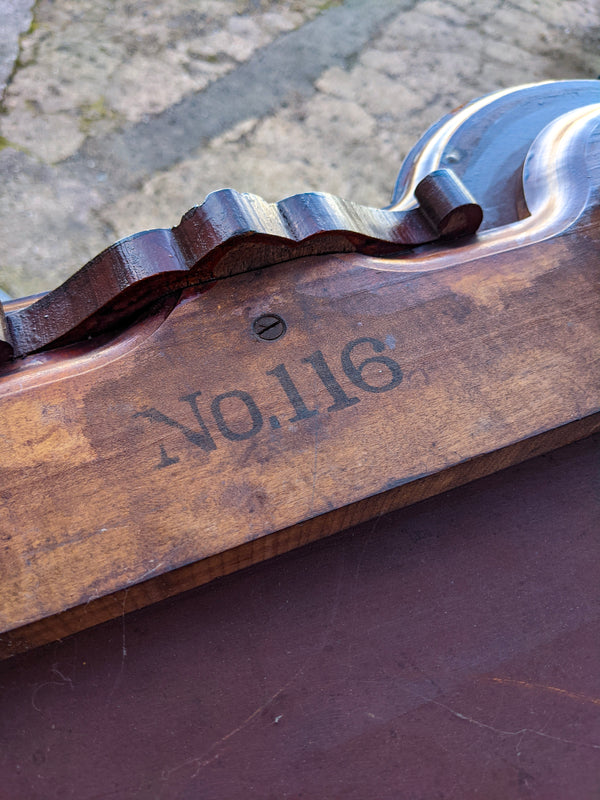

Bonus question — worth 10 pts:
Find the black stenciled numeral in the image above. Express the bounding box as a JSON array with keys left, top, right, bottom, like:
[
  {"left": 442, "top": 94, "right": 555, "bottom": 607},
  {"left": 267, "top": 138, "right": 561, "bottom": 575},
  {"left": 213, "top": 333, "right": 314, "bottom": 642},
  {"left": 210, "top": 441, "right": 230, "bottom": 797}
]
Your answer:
[
  {"left": 155, "top": 444, "right": 180, "bottom": 470},
  {"left": 341, "top": 337, "right": 403, "bottom": 393},
  {"left": 302, "top": 350, "right": 360, "bottom": 412},
  {"left": 134, "top": 390, "right": 217, "bottom": 452},
  {"left": 135, "top": 334, "right": 404, "bottom": 466},
  {"left": 266, "top": 363, "right": 318, "bottom": 422},
  {"left": 211, "top": 390, "right": 263, "bottom": 441}
]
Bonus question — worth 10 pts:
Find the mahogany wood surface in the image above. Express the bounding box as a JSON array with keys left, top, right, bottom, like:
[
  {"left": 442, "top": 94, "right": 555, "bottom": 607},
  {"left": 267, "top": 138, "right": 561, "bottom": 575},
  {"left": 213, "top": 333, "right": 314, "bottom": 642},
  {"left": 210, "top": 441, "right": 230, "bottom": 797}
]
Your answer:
[
  {"left": 0, "top": 81, "right": 599, "bottom": 656},
  {"left": 1, "top": 169, "right": 481, "bottom": 359}
]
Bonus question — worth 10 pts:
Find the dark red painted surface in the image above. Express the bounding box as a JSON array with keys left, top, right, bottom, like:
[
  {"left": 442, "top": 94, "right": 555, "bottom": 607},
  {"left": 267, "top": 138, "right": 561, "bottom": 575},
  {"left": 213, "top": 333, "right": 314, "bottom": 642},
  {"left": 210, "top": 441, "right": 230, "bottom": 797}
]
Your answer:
[{"left": 1, "top": 435, "right": 599, "bottom": 799}]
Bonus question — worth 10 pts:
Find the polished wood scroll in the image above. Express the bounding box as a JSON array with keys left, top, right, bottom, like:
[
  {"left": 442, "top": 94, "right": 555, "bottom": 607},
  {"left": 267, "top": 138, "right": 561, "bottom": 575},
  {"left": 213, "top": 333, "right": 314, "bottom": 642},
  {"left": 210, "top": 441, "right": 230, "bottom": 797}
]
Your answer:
[
  {"left": 0, "top": 80, "right": 599, "bottom": 658},
  {"left": 1, "top": 170, "right": 481, "bottom": 359}
]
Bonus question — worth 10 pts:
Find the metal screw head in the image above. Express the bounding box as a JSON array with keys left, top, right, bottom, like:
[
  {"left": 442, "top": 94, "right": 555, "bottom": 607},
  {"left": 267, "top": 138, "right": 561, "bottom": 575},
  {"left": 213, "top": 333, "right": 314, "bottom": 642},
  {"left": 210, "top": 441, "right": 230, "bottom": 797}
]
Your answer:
[{"left": 252, "top": 314, "right": 287, "bottom": 341}]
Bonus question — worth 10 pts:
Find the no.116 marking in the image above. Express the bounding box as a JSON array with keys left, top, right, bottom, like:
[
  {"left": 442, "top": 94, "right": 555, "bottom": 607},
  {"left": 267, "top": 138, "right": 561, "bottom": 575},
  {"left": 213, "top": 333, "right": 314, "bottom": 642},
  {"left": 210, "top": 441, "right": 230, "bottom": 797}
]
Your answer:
[{"left": 134, "top": 337, "right": 402, "bottom": 467}]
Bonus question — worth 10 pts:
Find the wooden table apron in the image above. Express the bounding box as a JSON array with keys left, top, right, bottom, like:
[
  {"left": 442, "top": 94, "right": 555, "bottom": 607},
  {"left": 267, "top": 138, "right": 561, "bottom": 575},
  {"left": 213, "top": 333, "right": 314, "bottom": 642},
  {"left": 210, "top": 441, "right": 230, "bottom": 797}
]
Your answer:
[{"left": 0, "top": 218, "right": 598, "bottom": 646}]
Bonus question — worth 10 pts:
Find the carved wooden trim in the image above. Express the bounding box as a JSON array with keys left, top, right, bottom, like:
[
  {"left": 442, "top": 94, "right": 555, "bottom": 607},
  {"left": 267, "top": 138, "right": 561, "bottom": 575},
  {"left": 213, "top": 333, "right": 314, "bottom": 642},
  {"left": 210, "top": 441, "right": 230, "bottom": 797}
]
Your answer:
[{"left": 1, "top": 169, "right": 481, "bottom": 360}]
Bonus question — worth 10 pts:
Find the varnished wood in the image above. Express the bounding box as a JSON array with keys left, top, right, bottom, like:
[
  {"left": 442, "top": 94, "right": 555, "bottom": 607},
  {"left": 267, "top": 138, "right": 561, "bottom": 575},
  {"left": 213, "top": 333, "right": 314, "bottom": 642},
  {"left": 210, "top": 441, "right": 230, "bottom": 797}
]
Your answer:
[
  {"left": 0, "top": 80, "right": 599, "bottom": 657},
  {"left": 1, "top": 170, "right": 480, "bottom": 359},
  {"left": 3, "top": 416, "right": 596, "bottom": 659}
]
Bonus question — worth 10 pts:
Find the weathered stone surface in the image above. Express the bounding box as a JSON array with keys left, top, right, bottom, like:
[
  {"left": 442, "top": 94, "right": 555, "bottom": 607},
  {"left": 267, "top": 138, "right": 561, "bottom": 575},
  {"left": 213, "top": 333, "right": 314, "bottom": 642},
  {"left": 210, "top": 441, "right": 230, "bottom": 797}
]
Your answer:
[
  {"left": 0, "top": 0, "right": 34, "bottom": 100},
  {"left": 0, "top": 149, "right": 109, "bottom": 296},
  {"left": 0, "top": 0, "right": 598, "bottom": 297}
]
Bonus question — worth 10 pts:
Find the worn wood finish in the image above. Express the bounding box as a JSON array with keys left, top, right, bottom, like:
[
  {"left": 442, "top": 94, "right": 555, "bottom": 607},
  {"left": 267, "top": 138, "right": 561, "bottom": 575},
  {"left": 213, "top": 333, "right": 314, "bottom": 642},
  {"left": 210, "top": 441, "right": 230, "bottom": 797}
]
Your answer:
[
  {"left": 393, "top": 81, "right": 600, "bottom": 217},
  {"left": 1, "top": 170, "right": 481, "bottom": 360},
  {"left": 0, "top": 81, "right": 599, "bottom": 657}
]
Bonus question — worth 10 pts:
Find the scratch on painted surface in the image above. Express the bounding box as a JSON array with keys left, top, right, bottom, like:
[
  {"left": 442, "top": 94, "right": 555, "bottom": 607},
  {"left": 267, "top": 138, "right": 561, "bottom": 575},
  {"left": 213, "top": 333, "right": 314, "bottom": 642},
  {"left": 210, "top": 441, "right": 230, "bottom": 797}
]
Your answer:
[
  {"left": 414, "top": 693, "right": 600, "bottom": 751},
  {"left": 309, "top": 420, "right": 319, "bottom": 515},
  {"left": 107, "top": 589, "right": 129, "bottom": 699},
  {"left": 160, "top": 554, "right": 347, "bottom": 783},
  {"left": 161, "top": 669, "right": 304, "bottom": 781},
  {"left": 487, "top": 676, "right": 600, "bottom": 707},
  {"left": 31, "top": 664, "right": 74, "bottom": 714}
]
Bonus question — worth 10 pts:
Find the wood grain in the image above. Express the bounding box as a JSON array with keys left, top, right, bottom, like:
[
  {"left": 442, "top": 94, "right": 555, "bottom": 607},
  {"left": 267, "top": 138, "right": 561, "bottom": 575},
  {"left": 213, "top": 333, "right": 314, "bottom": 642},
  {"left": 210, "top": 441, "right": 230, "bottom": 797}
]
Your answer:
[
  {"left": 0, "top": 81, "right": 598, "bottom": 657},
  {"left": 2, "top": 170, "right": 480, "bottom": 359}
]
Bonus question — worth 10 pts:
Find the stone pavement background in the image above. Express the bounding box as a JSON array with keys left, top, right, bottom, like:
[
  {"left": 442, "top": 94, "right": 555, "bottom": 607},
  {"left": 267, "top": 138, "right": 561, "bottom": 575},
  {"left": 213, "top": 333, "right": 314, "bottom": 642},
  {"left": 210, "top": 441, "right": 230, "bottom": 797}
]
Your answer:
[{"left": 0, "top": 0, "right": 598, "bottom": 298}]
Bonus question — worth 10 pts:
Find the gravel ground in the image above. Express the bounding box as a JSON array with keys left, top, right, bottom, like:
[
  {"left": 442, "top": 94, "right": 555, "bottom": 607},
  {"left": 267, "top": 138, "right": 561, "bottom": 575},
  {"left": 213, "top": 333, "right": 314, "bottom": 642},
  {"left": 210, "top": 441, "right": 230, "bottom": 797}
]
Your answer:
[{"left": 0, "top": 0, "right": 598, "bottom": 297}]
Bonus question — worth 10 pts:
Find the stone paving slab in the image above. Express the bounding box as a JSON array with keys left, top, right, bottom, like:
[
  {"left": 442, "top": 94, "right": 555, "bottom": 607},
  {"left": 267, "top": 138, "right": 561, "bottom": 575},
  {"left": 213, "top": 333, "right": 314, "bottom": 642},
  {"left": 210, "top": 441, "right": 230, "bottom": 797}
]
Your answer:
[
  {"left": 0, "top": 0, "right": 34, "bottom": 99},
  {"left": 0, "top": 0, "right": 598, "bottom": 297}
]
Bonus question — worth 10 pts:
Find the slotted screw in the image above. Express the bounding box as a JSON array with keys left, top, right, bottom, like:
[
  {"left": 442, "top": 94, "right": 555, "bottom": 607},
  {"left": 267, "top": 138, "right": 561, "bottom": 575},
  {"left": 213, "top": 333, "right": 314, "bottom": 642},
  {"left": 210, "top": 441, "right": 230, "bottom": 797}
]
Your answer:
[{"left": 252, "top": 314, "right": 287, "bottom": 341}]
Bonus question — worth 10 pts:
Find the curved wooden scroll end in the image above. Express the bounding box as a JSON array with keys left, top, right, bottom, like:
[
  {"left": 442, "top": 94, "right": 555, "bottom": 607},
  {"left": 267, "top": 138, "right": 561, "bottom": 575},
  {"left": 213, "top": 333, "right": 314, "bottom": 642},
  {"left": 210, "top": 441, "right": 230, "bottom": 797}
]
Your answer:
[
  {"left": 3, "top": 168, "right": 481, "bottom": 362},
  {"left": 389, "top": 80, "right": 600, "bottom": 230},
  {"left": 414, "top": 170, "right": 483, "bottom": 237}
]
